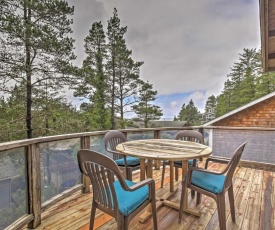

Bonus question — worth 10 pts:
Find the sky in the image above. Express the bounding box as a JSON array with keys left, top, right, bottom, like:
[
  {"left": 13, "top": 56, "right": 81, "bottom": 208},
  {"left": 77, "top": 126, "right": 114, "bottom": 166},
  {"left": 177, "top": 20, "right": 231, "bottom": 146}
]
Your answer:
[{"left": 67, "top": 0, "right": 261, "bottom": 118}]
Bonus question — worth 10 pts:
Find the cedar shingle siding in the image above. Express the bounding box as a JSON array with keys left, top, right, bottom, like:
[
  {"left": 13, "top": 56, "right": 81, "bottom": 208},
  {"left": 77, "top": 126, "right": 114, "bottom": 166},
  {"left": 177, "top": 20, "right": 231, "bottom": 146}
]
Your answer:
[{"left": 213, "top": 96, "right": 275, "bottom": 127}]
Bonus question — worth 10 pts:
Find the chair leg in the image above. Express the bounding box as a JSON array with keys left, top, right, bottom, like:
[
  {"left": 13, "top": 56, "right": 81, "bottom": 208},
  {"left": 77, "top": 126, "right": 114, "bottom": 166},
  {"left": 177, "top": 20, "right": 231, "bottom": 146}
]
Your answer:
[
  {"left": 161, "top": 161, "right": 166, "bottom": 188},
  {"left": 217, "top": 194, "right": 226, "bottom": 230},
  {"left": 123, "top": 216, "right": 129, "bottom": 230},
  {"left": 151, "top": 198, "right": 158, "bottom": 229},
  {"left": 191, "top": 190, "right": 195, "bottom": 198},
  {"left": 178, "top": 180, "right": 186, "bottom": 223},
  {"left": 117, "top": 214, "right": 123, "bottom": 230},
  {"left": 228, "top": 186, "right": 236, "bottom": 222},
  {"left": 127, "top": 168, "right": 133, "bottom": 181},
  {"left": 89, "top": 201, "right": 96, "bottom": 230},
  {"left": 196, "top": 192, "right": 201, "bottom": 205}
]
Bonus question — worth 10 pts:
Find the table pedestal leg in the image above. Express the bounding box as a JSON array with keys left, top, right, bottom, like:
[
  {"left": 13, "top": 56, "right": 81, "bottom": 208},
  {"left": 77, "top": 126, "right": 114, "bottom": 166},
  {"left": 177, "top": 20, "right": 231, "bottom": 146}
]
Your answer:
[
  {"left": 140, "top": 159, "right": 146, "bottom": 181},
  {"left": 138, "top": 159, "right": 201, "bottom": 224},
  {"left": 181, "top": 160, "right": 201, "bottom": 216},
  {"left": 169, "top": 161, "right": 174, "bottom": 192}
]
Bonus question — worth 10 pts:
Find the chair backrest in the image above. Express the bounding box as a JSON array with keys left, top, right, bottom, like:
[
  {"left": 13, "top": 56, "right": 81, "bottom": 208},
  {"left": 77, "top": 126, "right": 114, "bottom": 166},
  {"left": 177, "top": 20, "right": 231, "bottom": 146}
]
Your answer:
[
  {"left": 77, "top": 149, "right": 129, "bottom": 216},
  {"left": 223, "top": 142, "right": 246, "bottom": 191},
  {"left": 105, "top": 130, "right": 127, "bottom": 160},
  {"left": 175, "top": 130, "right": 204, "bottom": 144}
]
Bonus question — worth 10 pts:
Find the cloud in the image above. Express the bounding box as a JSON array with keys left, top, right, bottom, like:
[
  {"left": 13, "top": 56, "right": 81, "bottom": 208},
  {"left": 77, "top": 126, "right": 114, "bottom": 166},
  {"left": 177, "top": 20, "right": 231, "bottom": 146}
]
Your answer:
[
  {"left": 65, "top": 0, "right": 261, "bottom": 118},
  {"left": 188, "top": 91, "right": 208, "bottom": 112},
  {"left": 170, "top": 101, "right": 178, "bottom": 108}
]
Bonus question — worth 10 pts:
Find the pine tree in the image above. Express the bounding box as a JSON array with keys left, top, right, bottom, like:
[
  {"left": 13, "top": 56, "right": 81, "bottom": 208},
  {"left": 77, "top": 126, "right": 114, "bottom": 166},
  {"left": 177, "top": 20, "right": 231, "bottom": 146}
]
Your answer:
[
  {"left": 204, "top": 95, "right": 217, "bottom": 113},
  {"left": 215, "top": 48, "right": 262, "bottom": 116},
  {"left": 132, "top": 81, "right": 162, "bottom": 128},
  {"left": 114, "top": 39, "right": 143, "bottom": 128},
  {"left": 255, "top": 72, "right": 275, "bottom": 98},
  {"left": 230, "top": 48, "right": 261, "bottom": 105},
  {"left": 106, "top": 8, "right": 144, "bottom": 129},
  {"left": 74, "top": 21, "right": 110, "bottom": 130},
  {"left": 0, "top": 0, "right": 76, "bottom": 138},
  {"left": 106, "top": 8, "right": 127, "bottom": 129},
  {"left": 177, "top": 99, "right": 201, "bottom": 125}
]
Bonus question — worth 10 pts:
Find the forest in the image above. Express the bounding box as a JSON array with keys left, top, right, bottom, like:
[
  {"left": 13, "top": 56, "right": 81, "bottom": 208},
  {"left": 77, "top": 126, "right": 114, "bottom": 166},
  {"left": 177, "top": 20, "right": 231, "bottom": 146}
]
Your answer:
[{"left": 0, "top": 1, "right": 274, "bottom": 142}]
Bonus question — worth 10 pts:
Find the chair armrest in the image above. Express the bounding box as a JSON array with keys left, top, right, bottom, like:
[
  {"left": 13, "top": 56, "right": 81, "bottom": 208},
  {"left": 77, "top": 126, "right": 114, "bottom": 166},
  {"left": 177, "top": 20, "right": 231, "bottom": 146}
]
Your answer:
[
  {"left": 205, "top": 156, "right": 230, "bottom": 169},
  {"left": 128, "top": 178, "right": 155, "bottom": 191},
  {"left": 189, "top": 166, "right": 224, "bottom": 175}
]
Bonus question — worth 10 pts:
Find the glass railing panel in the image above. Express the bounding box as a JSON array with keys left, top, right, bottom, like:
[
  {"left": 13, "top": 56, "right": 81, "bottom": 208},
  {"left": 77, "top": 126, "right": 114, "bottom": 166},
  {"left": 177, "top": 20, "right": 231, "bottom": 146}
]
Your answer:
[
  {"left": 0, "top": 148, "right": 28, "bottom": 229},
  {"left": 90, "top": 134, "right": 109, "bottom": 155},
  {"left": 160, "top": 129, "right": 204, "bottom": 141},
  {"left": 211, "top": 129, "right": 275, "bottom": 164},
  {"left": 160, "top": 130, "right": 178, "bottom": 139},
  {"left": 202, "top": 129, "right": 211, "bottom": 146},
  {"left": 39, "top": 138, "right": 81, "bottom": 203},
  {"left": 127, "top": 131, "right": 154, "bottom": 140}
]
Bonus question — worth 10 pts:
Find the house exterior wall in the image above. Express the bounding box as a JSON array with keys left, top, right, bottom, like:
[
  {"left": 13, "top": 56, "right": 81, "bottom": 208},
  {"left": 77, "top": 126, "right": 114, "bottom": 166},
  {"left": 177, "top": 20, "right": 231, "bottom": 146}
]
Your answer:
[
  {"left": 212, "top": 96, "right": 275, "bottom": 127},
  {"left": 211, "top": 129, "right": 275, "bottom": 164}
]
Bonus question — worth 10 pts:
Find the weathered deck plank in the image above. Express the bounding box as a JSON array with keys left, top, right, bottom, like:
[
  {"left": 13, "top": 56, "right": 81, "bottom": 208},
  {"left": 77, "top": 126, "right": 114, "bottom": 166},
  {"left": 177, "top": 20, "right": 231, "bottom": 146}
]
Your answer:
[
  {"left": 26, "top": 163, "right": 275, "bottom": 230},
  {"left": 259, "top": 170, "right": 274, "bottom": 230}
]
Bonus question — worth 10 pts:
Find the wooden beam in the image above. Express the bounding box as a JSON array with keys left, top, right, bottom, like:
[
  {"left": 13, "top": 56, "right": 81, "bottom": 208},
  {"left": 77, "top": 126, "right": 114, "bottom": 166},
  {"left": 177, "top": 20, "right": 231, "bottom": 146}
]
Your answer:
[
  {"left": 268, "top": 36, "right": 275, "bottom": 53},
  {"left": 27, "top": 144, "right": 41, "bottom": 228},
  {"left": 260, "top": 0, "right": 268, "bottom": 72},
  {"left": 80, "top": 136, "right": 91, "bottom": 193}
]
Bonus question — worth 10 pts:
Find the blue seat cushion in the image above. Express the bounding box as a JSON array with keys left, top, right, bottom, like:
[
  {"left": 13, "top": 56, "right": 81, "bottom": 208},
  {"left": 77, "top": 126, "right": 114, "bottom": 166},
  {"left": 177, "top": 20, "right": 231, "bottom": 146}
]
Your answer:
[
  {"left": 191, "top": 171, "right": 226, "bottom": 194},
  {"left": 115, "top": 156, "right": 140, "bottom": 166},
  {"left": 113, "top": 180, "right": 148, "bottom": 216},
  {"left": 174, "top": 159, "right": 194, "bottom": 165}
]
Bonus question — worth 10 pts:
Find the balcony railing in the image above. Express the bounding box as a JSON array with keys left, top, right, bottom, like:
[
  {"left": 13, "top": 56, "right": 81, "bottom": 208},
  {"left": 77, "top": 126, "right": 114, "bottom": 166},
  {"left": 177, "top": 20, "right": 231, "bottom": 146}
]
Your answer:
[{"left": 0, "top": 126, "right": 274, "bottom": 229}]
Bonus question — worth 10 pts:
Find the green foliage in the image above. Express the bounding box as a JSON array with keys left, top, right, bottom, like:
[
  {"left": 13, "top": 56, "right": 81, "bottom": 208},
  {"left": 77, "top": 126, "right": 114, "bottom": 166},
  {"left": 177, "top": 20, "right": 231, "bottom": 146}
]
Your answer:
[
  {"left": 114, "top": 40, "right": 144, "bottom": 129},
  {"left": 0, "top": 86, "right": 89, "bottom": 142},
  {"left": 255, "top": 72, "right": 275, "bottom": 98},
  {"left": 132, "top": 81, "right": 163, "bottom": 128},
  {"left": 0, "top": 0, "right": 76, "bottom": 138},
  {"left": 74, "top": 21, "right": 110, "bottom": 130},
  {"left": 74, "top": 8, "right": 144, "bottom": 130},
  {"left": 204, "top": 95, "right": 216, "bottom": 113},
  {"left": 106, "top": 8, "right": 128, "bottom": 129},
  {"left": 177, "top": 99, "right": 201, "bottom": 125},
  {"left": 215, "top": 48, "right": 275, "bottom": 117},
  {"left": 106, "top": 8, "right": 144, "bottom": 129}
]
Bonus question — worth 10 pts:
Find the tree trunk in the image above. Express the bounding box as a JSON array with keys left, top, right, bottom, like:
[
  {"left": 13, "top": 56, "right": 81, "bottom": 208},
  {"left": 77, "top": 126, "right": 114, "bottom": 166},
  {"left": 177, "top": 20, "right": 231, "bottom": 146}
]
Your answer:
[
  {"left": 24, "top": 2, "right": 32, "bottom": 139},
  {"left": 111, "top": 56, "right": 116, "bottom": 129}
]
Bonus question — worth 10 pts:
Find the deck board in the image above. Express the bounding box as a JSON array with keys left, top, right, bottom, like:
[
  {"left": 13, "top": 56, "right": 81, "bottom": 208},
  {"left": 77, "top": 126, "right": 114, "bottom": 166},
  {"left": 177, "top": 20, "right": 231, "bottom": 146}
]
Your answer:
[{"left": 27, "top": 162, "right": 275, "bottom": 230}]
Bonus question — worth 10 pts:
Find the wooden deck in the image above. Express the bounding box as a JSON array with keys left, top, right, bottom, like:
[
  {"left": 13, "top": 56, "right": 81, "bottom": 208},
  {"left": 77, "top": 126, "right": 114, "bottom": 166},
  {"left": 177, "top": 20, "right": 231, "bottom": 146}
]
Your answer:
[{"left": 29, "top": 162, "right": 275, "bottom": 230}]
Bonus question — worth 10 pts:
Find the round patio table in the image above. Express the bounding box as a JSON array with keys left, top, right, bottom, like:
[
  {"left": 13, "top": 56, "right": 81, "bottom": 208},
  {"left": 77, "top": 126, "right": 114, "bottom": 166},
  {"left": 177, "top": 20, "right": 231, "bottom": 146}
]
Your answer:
[{"left": 116, "top": 139, "right": 212, "bottom": 223}]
